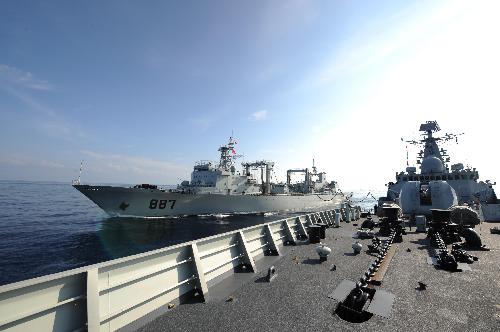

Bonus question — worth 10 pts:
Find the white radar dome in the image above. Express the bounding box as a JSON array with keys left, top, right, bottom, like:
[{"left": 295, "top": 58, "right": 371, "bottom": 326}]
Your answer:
[{"left": 421, "top": 156, "right": 444, "bottom": 174}]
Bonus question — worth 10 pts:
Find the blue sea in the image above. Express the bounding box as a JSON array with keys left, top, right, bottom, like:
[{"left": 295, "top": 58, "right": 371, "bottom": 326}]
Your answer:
[{"left": 0, "top": 181, "right": 382, "bottom": 286}]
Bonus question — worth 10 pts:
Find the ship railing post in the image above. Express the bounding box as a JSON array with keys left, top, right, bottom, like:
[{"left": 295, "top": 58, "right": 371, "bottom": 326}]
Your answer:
[
  {"left": 328, "top": 210, "right": 335, "bottom": 226},
  {"left": 237, "top": 231, "right": 258, "bottom": 273},
  {"left": 305, "top": 214, "right": 314, "bottom": 227},
  {"left": 316, "top": 212, "right": 324, "bottom": 226},
  {"left": 190, "top": 243, "right": 209, "bottom": 302},
  {"left": 324, "top": 210, "right": 331, "bottom": 226},
  {"left": 296, "top": 216, "right": 308, "bottom": 240},
  {"left": 87, "top": 268, "right": 100, "bottom": 332},
  {"left": 282, "top": 219, "right": 297, "bottom": 244},
  {"left": 264, "top": 224, "right": 281, "bottom": 256},
  {"left": 324, "top": 210, "right": 332, "bottom": 226},
  {"left": 318, "top": 211, "right": 325, "bottom": 225},
  {"left": 320, "top": 211, "right": 330, "bottom": 226}
]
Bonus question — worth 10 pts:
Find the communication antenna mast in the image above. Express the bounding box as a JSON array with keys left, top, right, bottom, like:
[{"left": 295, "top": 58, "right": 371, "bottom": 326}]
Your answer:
[{"left": 75, "top": 160, "right": 83, "bottom": 185}]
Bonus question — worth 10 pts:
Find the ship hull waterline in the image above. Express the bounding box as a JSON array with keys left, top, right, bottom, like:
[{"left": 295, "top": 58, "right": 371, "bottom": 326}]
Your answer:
[{"left": 74, "top": 185, "right": 345, "bottom": 218}]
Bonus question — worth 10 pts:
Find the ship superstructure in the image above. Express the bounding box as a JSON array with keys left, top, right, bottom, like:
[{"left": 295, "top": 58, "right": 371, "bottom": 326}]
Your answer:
[
  {"left": 74, "top": 137, "right": 343, "bottom": 217},
  {"left": 378, "top": 121, "right": 500, "bottom": 220},
  {"left": 176, "top": 136, "right": 263, "bottom": 195}
]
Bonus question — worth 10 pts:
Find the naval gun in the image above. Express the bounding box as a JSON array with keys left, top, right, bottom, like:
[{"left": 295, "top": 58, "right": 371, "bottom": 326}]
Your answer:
[{"left": 399, "top": 181, "right": 458, "bottom": 217}]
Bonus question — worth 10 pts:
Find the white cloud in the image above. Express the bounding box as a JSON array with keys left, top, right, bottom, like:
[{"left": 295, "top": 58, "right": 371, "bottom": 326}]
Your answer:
[
  {"left": 0, "top": 64, "right": 86, "bottom": 142},
  {"left": 0, "top": 64, "right": 54, "bottom": 91},
  {"left": 250, "top": 109, "right": 268, "bottom": 121}
]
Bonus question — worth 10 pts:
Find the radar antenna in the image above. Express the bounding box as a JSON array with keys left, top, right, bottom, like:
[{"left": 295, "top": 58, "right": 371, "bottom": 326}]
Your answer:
[{"left": 402, "top": 121, "right": 465, "bottom": 167}]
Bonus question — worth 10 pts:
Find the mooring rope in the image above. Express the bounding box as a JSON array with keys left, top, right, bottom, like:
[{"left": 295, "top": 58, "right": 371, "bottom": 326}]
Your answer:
[
  {"left": 315, "top": 189, "right": 345, "bottom": 201},
  {"left": 354, "top": 191, "right": 378, "bottom": 203}
]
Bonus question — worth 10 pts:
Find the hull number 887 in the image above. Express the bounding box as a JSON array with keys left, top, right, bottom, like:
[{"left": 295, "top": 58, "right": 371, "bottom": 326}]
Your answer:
[{"left": 149, "top": 199, "right": 176, "bottom": 209}]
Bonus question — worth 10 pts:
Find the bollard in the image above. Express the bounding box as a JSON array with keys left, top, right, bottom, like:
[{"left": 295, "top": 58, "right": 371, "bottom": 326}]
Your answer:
[
  {"left": 352, "top": 241, "right": 363, "bottom": 254},
  {"left": 308, "top": 225, "right": 321, "bottom": 244},
  {"left": 266, "top": 266, "right": 277, "bottom": 282},
  {"left": 334, "top": 212, "right": 340, "bottom": 227},
  {"left": 316, "top": 244, "right": 332, "bottom": 263},
  {"left": 315, "top": 222, "right": 327, "bottom": 239},
  {"left": 416, "top": 215, "right": 426, "bottom": 232}
]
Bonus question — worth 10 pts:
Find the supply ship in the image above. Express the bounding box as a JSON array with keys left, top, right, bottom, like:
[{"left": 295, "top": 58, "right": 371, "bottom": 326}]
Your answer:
[
  {"left": 73, "top": 137, "right": 345, "bottom": 217},
  {"left": 378, "top": 120, "right": 500, "bottom": 220}
]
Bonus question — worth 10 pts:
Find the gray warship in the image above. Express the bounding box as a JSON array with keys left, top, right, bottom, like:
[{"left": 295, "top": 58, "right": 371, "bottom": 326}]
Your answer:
[
  {"left": 378, "top": 120, "right": 500, "bottom": 221},
  {"left": 73, "top": 137, "right": 344, "bottom": 217}
]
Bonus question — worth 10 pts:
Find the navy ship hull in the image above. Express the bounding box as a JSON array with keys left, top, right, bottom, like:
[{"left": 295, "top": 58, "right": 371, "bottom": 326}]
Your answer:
[{"left": 74, "top": 185, "right": 344, "bottom": 217}]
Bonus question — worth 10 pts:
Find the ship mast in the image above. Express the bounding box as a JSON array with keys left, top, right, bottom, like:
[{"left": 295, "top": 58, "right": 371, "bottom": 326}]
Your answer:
[
  {"left": 420, "top": 121, "right": 443, "bottom": 160},
  {"left": 405, "top": 121, "right": 462, "bottom": 169},
  {"left": 218, "top": 136, "right": 240, "bottom": 171}
]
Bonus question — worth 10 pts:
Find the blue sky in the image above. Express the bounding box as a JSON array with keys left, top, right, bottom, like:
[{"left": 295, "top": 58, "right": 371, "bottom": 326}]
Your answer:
[{"left": 1, "top": 0, "right": 499, "bottom": 190}]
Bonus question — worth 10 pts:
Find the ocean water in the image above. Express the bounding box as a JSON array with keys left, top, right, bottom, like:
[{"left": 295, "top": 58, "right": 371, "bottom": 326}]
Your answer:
[
  {"left": 0, "top": 181, "right": 382, "bottom": 286},
  {"left": 350, "top": 190, "right": 385, "bottom": 212}
]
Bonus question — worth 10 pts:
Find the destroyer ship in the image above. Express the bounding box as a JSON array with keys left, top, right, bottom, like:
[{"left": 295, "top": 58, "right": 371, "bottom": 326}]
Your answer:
[
  {"left": 73, "top": 137, "right": 344, "bottom": 217},
  {"left": 378, "top": 120, "right": 500, "bottom": 221}
]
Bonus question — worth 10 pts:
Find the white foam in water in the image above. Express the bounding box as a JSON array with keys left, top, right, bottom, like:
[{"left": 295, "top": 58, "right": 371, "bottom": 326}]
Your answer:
[{"left": 213, "top": 213, "right": 230, "bottom": 218}]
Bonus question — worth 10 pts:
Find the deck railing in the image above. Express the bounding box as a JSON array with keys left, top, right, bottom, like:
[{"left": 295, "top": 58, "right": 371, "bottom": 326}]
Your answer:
[{"left": 0, "top": 207, "right": 357, "bottom": 332}]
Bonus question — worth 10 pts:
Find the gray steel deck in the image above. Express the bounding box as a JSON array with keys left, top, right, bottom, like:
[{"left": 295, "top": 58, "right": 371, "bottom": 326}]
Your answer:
[{"left": 139, "top": 219, "right": 500, "bottom": 332}]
